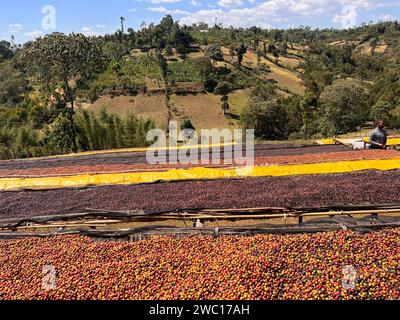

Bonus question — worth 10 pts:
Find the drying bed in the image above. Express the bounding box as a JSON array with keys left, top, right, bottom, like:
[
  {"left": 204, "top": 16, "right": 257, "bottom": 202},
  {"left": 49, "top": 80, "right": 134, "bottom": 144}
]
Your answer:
[
  {"left": 2, "top": 170, "right": 400, "bottom": 219},
  {"left": 0, "top": 230, "right": 398, "bottom": 300},
  {"left": 0, "top": 149, "right": 397, "bottom": 178},
  {"left": 0, "top": 144, "right": 349, "bottom": 171}
]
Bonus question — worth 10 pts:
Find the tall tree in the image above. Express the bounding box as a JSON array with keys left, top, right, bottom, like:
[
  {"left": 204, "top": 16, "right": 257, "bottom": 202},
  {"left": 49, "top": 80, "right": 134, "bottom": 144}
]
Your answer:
[
  {"left": 120, "top": 16, "right": 126, "bottom": 34},
  {"left": 214, "top": 81, "right": 231, "bottom": 116},
  {"left": 236, "top": 43, "right": 247, "bottom": 67},
  {"left": 21, "top": 33, "right": 107, "bottom": 152},
  {"left": 300, "top": 91, "right": 318, "bottom": 139},
  {"left": 319, "top": 78, "right": 368, "bottom": 136}
]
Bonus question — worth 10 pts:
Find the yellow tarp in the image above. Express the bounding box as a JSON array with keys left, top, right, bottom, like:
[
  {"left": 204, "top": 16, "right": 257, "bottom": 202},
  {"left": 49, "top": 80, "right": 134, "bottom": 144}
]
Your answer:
[
  {"left": 363, "top": 137, "right": 400, "bottom": 146},
  {"left": 316, "top": 139, "right": 336, "bottom": 145},
  {"left": 1, "top": 157, "right": 400, "bottom": 191}
]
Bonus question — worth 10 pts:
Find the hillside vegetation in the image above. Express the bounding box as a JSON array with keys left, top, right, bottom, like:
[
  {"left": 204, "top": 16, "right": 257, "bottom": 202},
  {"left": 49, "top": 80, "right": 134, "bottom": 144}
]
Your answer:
[{"left": 1, "top": 17, "right": 400, "bottom": 159}]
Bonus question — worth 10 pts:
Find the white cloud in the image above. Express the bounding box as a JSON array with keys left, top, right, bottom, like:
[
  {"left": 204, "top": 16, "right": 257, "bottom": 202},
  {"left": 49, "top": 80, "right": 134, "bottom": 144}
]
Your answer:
[
  {"left": 191, "top": 0, "right": 202, "bottom": 6},
  {"left": 375, "top": 13, "right": 396, "bottom": 22},
  {"left": 339, "top": 0, "right": 371, "bottom": 9},
  {"left": 149, "top": 6, "right": 190, "bottom": 14},
  {"left": 82, "top": 26, "right": 92, "bottom": 32},
  {"left": 218, "top": 0, "right": 244, "bottom": 8},
  {"left": 24, "top": 30, "right": 45, "bottom": 40},
  {"left": 9, "top": 23, "right": 23, "bottom": 33},
  {"left": 148, "top": 0, "right": 182, "bottom": 3},
  {"left": 96, "top": 24, "right": 107, "bottom": 28},
  {"left": 129, "top": 8, "right": 138, "bottom": 12},
  {"left": 81, "top": 26, "right": 100, "bottom": 36},
  {"left": 180, "top": 0, "right": 392, "bottom": 28},
  {"left": 181, "top": 0, "right": 328, "bottom": 28},
  {"left": 180, "top": 8, "right": 274, "bottom": 28}
]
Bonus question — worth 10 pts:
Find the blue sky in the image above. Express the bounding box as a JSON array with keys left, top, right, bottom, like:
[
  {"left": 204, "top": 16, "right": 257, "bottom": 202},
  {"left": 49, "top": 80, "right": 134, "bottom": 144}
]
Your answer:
[{"left": 1, "top": 0, "right": 400, "bottom": 43}]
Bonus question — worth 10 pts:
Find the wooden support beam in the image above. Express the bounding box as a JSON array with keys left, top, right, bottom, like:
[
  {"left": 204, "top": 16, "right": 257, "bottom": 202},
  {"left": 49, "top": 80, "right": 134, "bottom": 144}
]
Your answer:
[{"left": 1, "top": 207, "right": 400, "bottom": 232}]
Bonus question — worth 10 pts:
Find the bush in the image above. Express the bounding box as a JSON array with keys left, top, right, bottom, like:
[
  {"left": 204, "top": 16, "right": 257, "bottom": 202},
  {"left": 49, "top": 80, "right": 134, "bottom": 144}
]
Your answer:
[
  {"left": 214, "top": 81, "right": 231, "bottom": 95},
  {"left": 167, "top": 59, "right": 211, "bottom": 83},
  {"left": 48, "top": 113, "right": 77, "bottom": 153},
  {"left": 204, "top": 79, "right": 218, "bottom": 93},
  {"left": 181, "top": 118, "right": 195, "bottom": 131}
]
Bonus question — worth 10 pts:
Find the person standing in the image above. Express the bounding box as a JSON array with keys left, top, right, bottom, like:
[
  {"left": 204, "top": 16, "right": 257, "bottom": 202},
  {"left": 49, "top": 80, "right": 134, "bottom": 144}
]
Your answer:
[{"left": 369, "top": 120, "right": 388, "bottom": 150}]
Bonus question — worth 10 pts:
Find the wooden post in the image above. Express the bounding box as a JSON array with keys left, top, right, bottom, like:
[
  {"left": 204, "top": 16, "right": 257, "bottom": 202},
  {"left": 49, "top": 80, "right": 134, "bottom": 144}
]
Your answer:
[
  {"left": 129, "top": 234, "right": 143, "bottom": 242},
  {"left": 298, "top": 216, "right": 303, "bottom": 224},
  {"left": 213, "top": 228, "right": 220, "bottom": 238}
]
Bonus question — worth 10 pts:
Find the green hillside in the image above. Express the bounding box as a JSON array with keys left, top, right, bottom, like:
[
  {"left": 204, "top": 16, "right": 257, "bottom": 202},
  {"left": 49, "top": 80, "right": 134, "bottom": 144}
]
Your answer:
[{"left": 1, "top": 18, "right": 400, "bottom": 159}]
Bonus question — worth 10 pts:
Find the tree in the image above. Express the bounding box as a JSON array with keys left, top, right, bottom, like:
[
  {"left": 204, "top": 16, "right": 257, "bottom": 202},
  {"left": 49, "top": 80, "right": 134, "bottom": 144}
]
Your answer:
[
  {"left": 214, "top": 81, "right": 231, "bottom": 115},
  {"left": 0, "top": 62, "right": 28, "bottom": 105},
  {"left": 214, "top": 81, "right": 230, "bottom": 96},
  {"left": 250, "top": 83, "right": 276, "bottom": 100},
  {"left": 48, "top": 113, "right": 77, "bottom": 153},
  {"left": 205, "top": 44, "right": 224, "bottom": 63},
  {"left": 160, "top": 15, "right": 174, "bottom": 34},
  {"left": 171, "top": 22, "right": 193, "bottom": 54},
  {"left": 181, "top": 118, "right": 196, "bottom": 140},
  {"left": 300, "top": 91, "right": 318, "bottom": 139},
  {"left": 267, "top": 43, "right": 279, "bottom": 57},
  {"left": 0, "top": 41, "right": 13, "bottom": 62},
  {"left": 13, "top": 126, "right": 39, "bottom": 159},
  {"left": 370, "top": 100, "right": 391, "bottom": 123},
  {"left": 120, "top": 16, "right": 126, "bottom": 34},
  {"left": 236, "top": 43, "right": 247, "bottom": 67},
  {"left": 21, "top": 33, "right": 107, "bottom": 151},
  {"left": 181, "top": 118, "right": 195, "bottom": 131},
  {"left": 319, "top": 78, "right": 368, "bottom": 136},
  {"left": 389, "top": 105, "right": 400, "bottom": 129},
  {"left": 164, "top": 44, "right": 173, "bottom": 56},
  {"left": 241, "top": 97, "right": 287, "bottom": 140},
  {"left": 256, "top": 49, "right": 262, "bottom": 67},
  {"left": 221, "top": 95, "right": 230, "bottom": 115},
  {"left": 204, "top": 79, "right": 218, "bottom": 93}
]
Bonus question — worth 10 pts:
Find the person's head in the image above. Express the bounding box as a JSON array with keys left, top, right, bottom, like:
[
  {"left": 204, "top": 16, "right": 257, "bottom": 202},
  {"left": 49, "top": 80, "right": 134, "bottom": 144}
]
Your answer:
[{"left": 377, "top": 120, "right": 385, "bottom": 129}]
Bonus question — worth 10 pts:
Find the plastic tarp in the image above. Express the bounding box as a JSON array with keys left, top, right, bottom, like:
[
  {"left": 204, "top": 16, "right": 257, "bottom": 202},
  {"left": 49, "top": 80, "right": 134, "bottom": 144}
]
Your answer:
[
  {"left": 363, "top": 137, "right": 400, "bottom": 146},
  {"left": 318, "top": 137, "right": 400, "bottom": 146},
  {"left": 316, "top": 139, "right": 336, "bottom": 145},
  {"left": 1, "top": 157, "right": 400, "bottom": 191}
]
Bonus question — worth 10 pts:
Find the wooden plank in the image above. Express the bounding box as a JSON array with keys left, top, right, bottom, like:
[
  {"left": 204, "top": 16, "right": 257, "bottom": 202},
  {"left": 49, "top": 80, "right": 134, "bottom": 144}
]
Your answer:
[{"left": 4, "top": 208, "right": 400, "bottom": 231}]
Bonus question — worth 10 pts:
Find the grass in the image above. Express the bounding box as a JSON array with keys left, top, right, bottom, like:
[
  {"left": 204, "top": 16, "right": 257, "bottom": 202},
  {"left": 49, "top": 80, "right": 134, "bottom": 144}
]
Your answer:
[
  {"left": 80, "top": 91, "right": 243, "bottom": 132},
  {"left": 228, "top": 89, "right": 250, "bottom": 115},
  {"left": 241, "top": 50, "right": 306, "bottom": 96},
  {"left": 170, "top": 93, "right": 241, "bottom": 130},
  {"left": 79, "top": 94, "right": 169, "bottom": 128}
]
